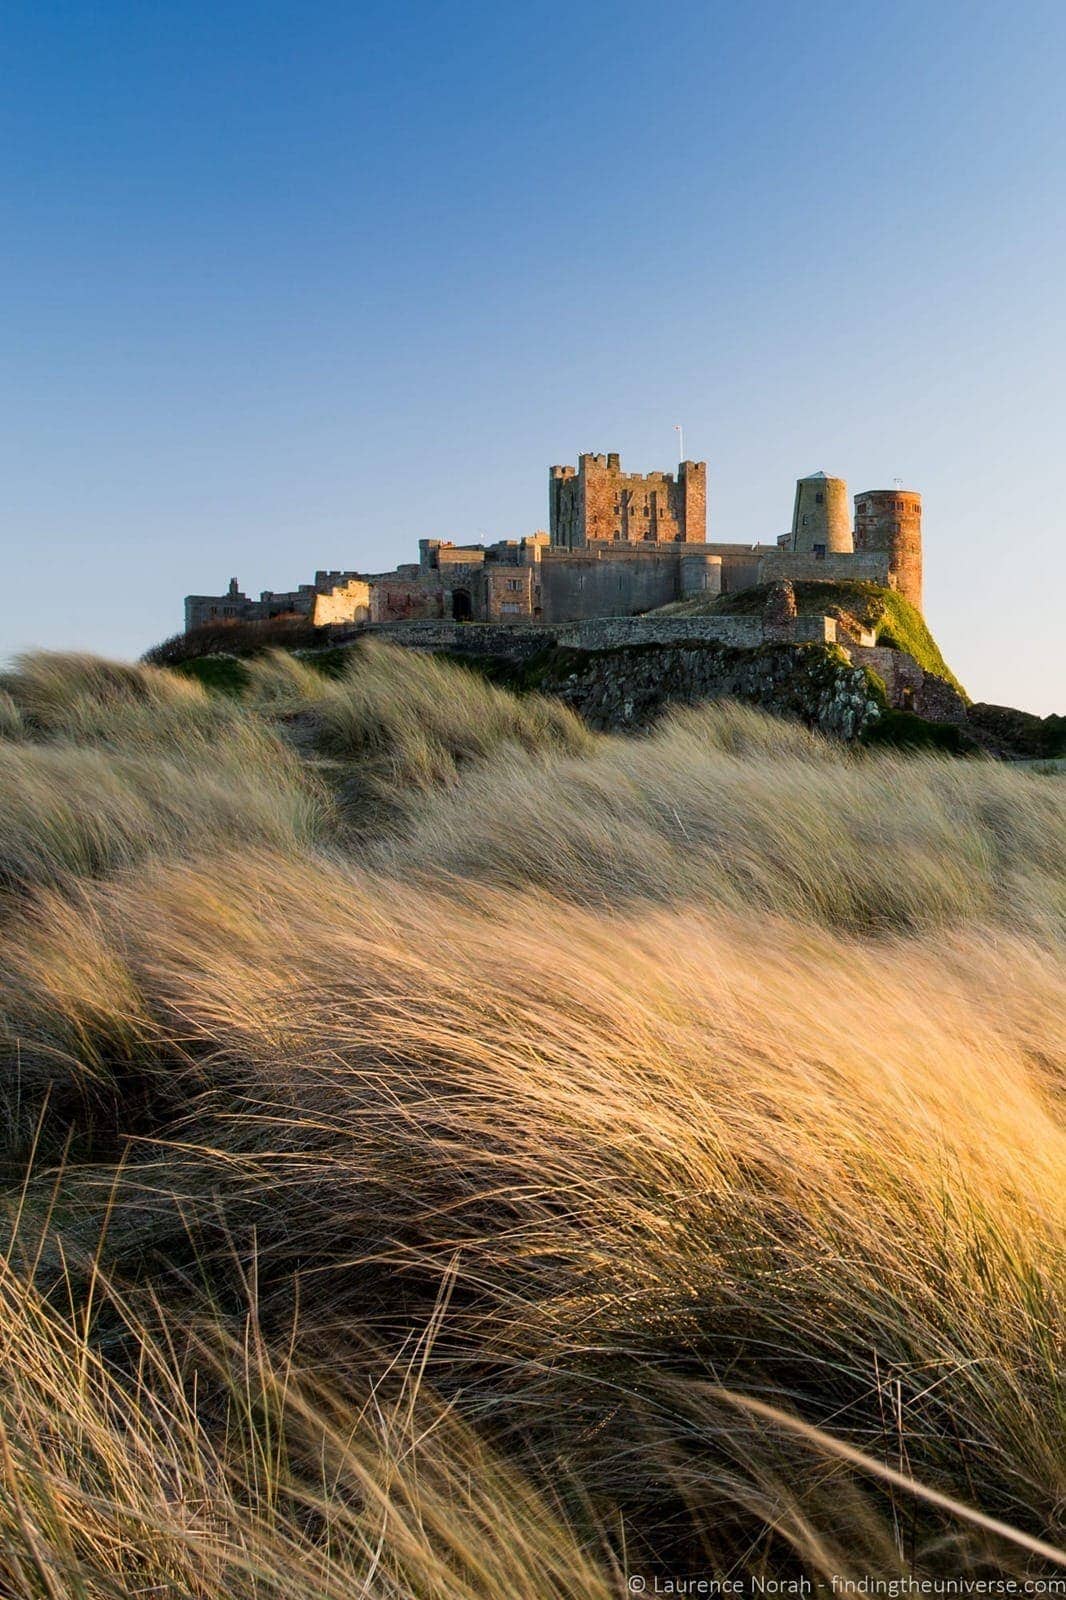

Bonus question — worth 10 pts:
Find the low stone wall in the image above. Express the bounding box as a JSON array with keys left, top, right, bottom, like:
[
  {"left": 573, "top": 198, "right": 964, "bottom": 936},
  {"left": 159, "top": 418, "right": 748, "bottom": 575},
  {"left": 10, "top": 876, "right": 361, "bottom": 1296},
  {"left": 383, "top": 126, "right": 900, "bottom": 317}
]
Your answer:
[
  {"left": 323, "top": 618, "right": 565, "bottom": 661},
  {"left": 322, "top": 612, "right": 842, "bottom": 662},
  {"left": 758, "top": 549, "right": 890, "bottom": 587},
  {"left": 555, "top": 614, "right": 837, "bottom": 651}
]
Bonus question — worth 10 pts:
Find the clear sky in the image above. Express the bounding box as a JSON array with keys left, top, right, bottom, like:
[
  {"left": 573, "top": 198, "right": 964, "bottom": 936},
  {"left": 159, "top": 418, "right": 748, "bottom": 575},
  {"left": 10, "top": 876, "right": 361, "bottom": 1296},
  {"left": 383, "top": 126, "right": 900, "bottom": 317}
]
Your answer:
[{"left": 2, "top": 0, "right": 1064, "bottom": 712}]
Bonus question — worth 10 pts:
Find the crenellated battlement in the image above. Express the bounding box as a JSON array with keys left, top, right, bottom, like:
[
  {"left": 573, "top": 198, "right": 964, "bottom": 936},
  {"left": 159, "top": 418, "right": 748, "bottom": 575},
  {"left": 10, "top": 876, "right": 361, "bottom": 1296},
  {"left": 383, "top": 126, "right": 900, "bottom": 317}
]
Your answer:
[{"left": 550, "top": 451, "right": 708, "bottom": 549}]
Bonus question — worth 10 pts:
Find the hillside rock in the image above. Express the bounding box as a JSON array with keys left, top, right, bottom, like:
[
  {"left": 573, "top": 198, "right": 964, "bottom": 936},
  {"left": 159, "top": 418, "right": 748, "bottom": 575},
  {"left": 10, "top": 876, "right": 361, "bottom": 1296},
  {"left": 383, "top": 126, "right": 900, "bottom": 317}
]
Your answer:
[{"left": 541, "top": 640, "right": 881, "bottom": 740}]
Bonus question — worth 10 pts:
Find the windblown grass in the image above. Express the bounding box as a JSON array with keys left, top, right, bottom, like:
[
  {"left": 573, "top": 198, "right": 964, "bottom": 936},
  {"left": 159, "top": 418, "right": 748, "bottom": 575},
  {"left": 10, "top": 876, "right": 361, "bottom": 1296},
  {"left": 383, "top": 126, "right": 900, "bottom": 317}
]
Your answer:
[
  {"left": 0, "top": 736, "right": 328, "bottom": 899},
  {"left": 387, "top": 699, "right": 1066, "bottom": 935},
  {"left": 5, "top": 854, "right": 1064, "bottom": 1574},
  {"left": 242, "top": 647, "right": 335, "bottom": 709},
  {"left": 0, "top": 652, "right": 332, "bottom": 899},
  {"left": 0, "top": 645, "right": 1062, "bottom": 1589},
  {"left": 0, "top": 689, "right": 23, "bottom": 739},
  {"left": 309, "top": 637, "right": 594, "bottom": 778},
  {"left": 0, "top": 1243, "right": 611, "bottom": 1600}
]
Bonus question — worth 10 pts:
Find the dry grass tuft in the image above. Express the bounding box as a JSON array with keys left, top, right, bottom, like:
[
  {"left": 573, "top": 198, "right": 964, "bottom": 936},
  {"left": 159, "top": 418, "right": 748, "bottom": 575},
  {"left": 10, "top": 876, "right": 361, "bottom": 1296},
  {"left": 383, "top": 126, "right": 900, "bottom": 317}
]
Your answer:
[
  {"left": 310, "top": 638, "right": 595, "bottom": 786},
  {"left": 4, "top": 649, "right": 205, "bottom": 725},
  {"left": 242, "top": 648, "right": 335, "bottom": 709},
  {"left": 0, "top": 1242, "right": 612, "bottom": 1599},
  {"left": 3, "top": 851, "right": 1063, "bottom": 1576},
  {"left": 0, "top": 739, "right": 329, "bottom": 899},
  {"left": 0, "top": 690, "right": 24, "bottom": 740}
]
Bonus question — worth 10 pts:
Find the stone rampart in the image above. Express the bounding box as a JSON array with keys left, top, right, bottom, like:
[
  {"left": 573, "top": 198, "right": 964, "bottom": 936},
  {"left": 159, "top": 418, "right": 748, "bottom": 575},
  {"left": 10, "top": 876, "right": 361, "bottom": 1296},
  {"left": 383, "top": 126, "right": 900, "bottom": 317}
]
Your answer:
[
  {"left": 322, "top": 619, "right": 563, "bottom": 661},
  {"left": 556, "top": 614, "right": 837, "bottom": 651},
  {"left": 758, "top": 549, "right": 890, "bottom": 586}
]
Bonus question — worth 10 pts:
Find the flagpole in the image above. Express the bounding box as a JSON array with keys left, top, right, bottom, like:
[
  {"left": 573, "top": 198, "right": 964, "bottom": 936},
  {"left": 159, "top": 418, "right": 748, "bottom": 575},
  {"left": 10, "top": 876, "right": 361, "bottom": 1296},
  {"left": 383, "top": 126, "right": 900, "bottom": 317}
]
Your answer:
[{"left": 674, "top": 423, "right": 684, "bottom": 462}]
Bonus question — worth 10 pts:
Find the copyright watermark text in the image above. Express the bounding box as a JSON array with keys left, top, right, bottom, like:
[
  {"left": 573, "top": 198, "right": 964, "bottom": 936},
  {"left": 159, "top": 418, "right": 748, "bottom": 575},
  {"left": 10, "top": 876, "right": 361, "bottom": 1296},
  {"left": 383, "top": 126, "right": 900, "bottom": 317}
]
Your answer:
[{"left": 624, "top": 1578, "right": 1066, "bottom": 1597}]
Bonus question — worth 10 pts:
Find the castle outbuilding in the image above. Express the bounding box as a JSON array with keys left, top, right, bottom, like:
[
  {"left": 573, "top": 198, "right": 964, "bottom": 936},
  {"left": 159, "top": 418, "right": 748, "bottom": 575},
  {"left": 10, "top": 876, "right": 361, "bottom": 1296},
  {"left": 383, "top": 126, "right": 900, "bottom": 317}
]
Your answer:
[{"left": 183, "top": 454, "right": 925, "bottom": 632}]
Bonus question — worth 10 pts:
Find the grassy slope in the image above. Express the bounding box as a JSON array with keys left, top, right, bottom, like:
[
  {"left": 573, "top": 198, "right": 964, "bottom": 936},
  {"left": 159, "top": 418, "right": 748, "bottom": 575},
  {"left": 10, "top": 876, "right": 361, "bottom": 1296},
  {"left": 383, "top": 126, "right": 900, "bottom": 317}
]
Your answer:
[
  {"left": 0, "top": 646, "right": 1063, "bottom": 1592},
  {"left": 658, "top": 579, "right": 968, "bottom": 698}
]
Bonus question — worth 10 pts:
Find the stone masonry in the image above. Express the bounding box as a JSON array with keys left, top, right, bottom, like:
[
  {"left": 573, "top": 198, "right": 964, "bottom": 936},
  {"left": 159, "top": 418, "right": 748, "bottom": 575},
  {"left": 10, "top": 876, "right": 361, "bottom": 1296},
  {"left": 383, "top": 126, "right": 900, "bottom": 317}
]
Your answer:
[
  {"left": 549, "top": 453, "right": 708, "bottom": 547},
  {"left": 184, "top": 455, "right": 926, "bottom": 632}
]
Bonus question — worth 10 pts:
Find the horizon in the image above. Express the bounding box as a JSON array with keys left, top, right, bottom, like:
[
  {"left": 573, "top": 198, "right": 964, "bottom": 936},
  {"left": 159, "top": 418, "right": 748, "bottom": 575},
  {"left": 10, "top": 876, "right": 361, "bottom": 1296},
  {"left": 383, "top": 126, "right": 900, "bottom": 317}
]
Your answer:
[{"left": 2, "top": 0, "right": 1065, "bottom": 714}]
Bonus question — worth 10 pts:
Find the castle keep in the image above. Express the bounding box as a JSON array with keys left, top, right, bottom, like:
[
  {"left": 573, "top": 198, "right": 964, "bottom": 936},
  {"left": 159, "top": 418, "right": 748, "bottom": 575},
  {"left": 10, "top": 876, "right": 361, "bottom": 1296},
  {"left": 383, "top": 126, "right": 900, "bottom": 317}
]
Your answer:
[
  {"left": 550, "top": 453, "right": 707, "bottom": 547},
  {"left": 184, "top": 456, "right": 924, "bottom": 632}
]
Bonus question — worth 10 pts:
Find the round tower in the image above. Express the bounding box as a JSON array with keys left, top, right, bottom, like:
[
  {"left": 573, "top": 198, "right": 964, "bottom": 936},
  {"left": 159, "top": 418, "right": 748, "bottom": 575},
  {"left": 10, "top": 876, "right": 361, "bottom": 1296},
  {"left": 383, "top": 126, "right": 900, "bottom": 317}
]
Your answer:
[
  {"left": 853, "top": 489, "right": 923, "bottom": 613},
  {"left": 791, "top": 472, "right": 852, "bottom": 554}
]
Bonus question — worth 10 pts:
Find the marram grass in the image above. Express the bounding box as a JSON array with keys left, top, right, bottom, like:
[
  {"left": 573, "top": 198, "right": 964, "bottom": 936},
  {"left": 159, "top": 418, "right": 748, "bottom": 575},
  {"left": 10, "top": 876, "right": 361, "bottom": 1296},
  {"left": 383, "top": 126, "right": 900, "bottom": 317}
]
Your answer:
[{"left": 0, "top": 645, "right": 1062, "bottom": 1592}]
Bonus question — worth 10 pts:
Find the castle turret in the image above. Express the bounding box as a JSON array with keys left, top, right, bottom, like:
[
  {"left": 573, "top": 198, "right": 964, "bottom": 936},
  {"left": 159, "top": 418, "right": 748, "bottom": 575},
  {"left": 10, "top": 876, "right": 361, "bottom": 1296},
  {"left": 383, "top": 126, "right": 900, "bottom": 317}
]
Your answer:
[
  {"left": 854, "top": 489, "right": 923, "bottom": 612},
  {"left": 679, "top": 459, "right": 708, "bottom": 544},
  {"left": 791, "top": 473, "right": 852, "bottom": 555}
]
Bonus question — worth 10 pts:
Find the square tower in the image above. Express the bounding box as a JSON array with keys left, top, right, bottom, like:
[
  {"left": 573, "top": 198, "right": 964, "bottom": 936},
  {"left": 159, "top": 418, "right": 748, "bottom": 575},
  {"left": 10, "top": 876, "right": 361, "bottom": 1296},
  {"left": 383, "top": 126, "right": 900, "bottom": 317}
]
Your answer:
[{"left": 549, "top": 453, "right": 707, "bottom": 548}]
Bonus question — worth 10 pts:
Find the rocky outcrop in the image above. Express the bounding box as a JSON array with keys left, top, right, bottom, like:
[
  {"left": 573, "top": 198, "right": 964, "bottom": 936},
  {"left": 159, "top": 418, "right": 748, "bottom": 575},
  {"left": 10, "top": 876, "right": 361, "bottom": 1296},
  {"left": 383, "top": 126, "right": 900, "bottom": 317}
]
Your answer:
[
  {"left": 846, "top": 645, "right": 968, "bottom": 723},
  {"left": 965, "top": 703, "right": 1066, "bottom": 761},
  {"left": 538, "top": 640, "right": 882, "bottom": 740}
]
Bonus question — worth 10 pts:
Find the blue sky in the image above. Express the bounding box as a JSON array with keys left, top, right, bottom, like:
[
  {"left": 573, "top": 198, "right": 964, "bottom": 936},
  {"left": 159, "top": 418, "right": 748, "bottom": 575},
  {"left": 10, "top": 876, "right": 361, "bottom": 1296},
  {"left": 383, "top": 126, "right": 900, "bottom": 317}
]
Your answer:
[{"left": 2, "top": 0, "right": 1064, "bottom": 712}]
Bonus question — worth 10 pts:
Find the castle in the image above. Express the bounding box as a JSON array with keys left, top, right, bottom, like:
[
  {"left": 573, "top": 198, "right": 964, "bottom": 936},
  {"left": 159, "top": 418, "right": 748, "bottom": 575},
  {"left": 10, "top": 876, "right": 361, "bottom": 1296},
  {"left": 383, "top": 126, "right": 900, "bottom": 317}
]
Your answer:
[{"left": 184, "top": 455, "right": 923, "bottom": 632}]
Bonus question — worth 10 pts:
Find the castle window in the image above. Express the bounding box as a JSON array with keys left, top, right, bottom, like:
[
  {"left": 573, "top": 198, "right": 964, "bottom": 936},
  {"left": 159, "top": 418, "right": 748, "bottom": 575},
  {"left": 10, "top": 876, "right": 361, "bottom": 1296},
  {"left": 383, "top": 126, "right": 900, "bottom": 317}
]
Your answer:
[
  {"left": 813, "top": 543, "right": 826, "bottom": 560},
  {"left": 815, "top": 492, "right": 824, "bottom": 504}
]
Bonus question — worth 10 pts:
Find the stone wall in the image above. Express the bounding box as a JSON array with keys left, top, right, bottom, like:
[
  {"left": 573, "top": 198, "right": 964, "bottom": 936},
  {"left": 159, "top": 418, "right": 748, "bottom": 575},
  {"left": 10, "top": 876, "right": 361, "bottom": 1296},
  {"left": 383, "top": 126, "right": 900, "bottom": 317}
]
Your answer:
[
  {"left": 556, "top": 614, "right": 837, "bottom": 651},
  {"left": 716, "top": 551, "right": 767, "bottom": 592},
  {"left": 681, "top": 460, "right": 707, "bottom": 547},
  {"left": 312, "top": 578, "right": 371, "bottom": 626},
  {"left": 485, "top": 564, "right": 537, "bottom": 621},
  {"left": 757, "top": 549, "right": 890, "bottom": 587},
  {"left": 539, "top": 548, "right": 689, "bottom": 620},
  {"left": 370, "top": 578, "right": 442, "bottom": 622},
  {"left": 323, "top": 619, "right": 563, "bottom": 662}
]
